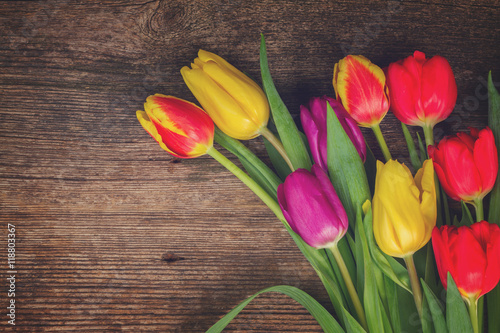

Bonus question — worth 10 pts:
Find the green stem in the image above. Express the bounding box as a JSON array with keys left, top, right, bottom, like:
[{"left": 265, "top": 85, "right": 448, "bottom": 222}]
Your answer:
[
  {"left": 468, "top": 297, "right": 479, "bottom": 333},
  {"left": 422, "top": 124, "right": 434, "bottom": 149},
  {"left": 473, "top": 198, "right": 484, "bottom": 222},
  {"left": 371, "top": 124, "right": 392, "bottom": 161},
  {"left": 207, "top": 147, "right": 284, "bottom": 221},
  {"left": 329, "top": 243, "right": 368, "bottom": 331},
  {"left": 441, "top": 186, "right": 451, "bottom": 225},
  {"left": 404, "top": 255, "right": 423, "bottom": 319},
  {"left": 260, "top": 126, "right": 295, "bottom": 172}
]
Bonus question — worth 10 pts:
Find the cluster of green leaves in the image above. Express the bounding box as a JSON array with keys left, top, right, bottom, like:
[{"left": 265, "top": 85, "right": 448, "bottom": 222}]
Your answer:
[{"left": 206, "top": 36, "right": 500, "bottom": 333}]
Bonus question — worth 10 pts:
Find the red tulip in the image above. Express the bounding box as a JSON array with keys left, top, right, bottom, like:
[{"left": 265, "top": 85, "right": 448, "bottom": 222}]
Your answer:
[
  {"left": 386, "top": 51, "right": 457, "bottom": 127},
  {"left": 428, "top": 127, "right": 498, "bottom": 202},
  {"left": 432, "top": 221, "right": 500, "bottom": 299},
  {"left": 136, "top": 94, "right": 214, "bottom": 158}
]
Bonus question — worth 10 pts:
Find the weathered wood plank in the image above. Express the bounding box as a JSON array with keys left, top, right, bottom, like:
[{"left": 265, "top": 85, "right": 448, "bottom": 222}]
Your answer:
[{"left": 1, "top": 0, "right": 498, "bottom": 331}]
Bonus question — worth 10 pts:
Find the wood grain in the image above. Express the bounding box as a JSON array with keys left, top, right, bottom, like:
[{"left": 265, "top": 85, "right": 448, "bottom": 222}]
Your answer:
[{"left": 1, "top": 0, "right": 499, "bottom": 331}]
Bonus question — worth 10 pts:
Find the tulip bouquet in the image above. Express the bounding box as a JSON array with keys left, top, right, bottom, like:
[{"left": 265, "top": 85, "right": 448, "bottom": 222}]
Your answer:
[{"left": 136, "top": 35, "right": 500, "bottom": 333}]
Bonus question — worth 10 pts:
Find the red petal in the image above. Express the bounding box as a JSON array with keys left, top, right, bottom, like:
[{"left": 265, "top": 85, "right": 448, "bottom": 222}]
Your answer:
[
  {"left": 451, "top": 227, "right": 487, "bottom": 297},
  {"left": 473, "top": 127, "right": 499, "bottom": 196}
]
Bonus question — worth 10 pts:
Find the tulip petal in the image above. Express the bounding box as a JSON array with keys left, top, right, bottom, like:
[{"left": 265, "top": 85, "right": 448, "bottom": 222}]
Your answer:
[
  {"left": 433, "top": 137, "right": 483, "bottom": 201},
  {"left": 414, "top": 160, "right": 437, "bottom": 246},
  {"left": 420, "top": 55, "right": 457, "bottom": 124},
  {"left": 387, "top": 59, "right": 422, "bottom": 125},
  {"left": 181, "top": 66, "right": 260, "bottom": 140},
  {"left": 137, "top": 110, "right": 173, "bottom": 154},
  {"left": 432, "top": 226, "right": 455, "bottom": 290},
  {"left": 473, "top": 127, "right": 499, "bottom": 197},
  {"left": 451, "top": 227, "right": 487, "bottom": 297},
  {"left": 300, "top": 105, "right": 325, "bottom": 171},
  {"left": 202, "top": 61, "right": 269, "bottom": 129}
]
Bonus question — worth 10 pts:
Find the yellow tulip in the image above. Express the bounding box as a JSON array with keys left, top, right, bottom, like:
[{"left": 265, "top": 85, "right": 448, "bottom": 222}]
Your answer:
[
  {"left": 373, "top": 159, "right": 436, "bottom": 258},
  {"left": 180, "top": 50, "right": 269, "bottom": 140}
]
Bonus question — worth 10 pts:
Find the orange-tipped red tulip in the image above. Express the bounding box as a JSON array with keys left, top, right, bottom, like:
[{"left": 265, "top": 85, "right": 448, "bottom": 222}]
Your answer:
[
  {"left": 333, "top": 55, "right": 390, "bottom": 128},
  {"left": 432, "top": 221, "right": 500, "bottom": 300},
  {"left": 136, "top": 94, "right": 214, "bottom": 158},
  {"left": 428, "top": 127, "right": 498, "bottom": 202},
  {"left": 386, "top": 51, "right": 457, "bottom": 128}
]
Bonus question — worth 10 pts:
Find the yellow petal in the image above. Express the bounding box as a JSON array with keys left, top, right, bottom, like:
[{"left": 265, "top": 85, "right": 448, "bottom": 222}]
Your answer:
[
  {"left": 136, "top": 110, "right": 170, "bottom": 153},
  {"left": 373, "top": 159, "right": 432, "bottom": 257},
  {"left": 181, "top": 65, "right": 264, "bottom": 140},
  {"left": 202, "top": 61, "right": 269, "bottom": 127}
]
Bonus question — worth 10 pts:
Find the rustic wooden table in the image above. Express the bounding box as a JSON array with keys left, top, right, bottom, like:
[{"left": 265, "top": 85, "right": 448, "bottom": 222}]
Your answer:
[{"left": 1, "top": 0, "right": 498, "bottom": 331}]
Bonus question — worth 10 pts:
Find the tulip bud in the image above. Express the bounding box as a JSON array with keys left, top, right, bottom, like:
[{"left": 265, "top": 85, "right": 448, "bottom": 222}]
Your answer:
[
  {"left": 432, "top": 221, "right": 500, "bottom": 300},
  {"left": 277, "top": 165, "right": 348, "bottom": 249},
  {"left": 428, "top": 127, "right": 498, "bottom": 202},
  {"left": 300, "top": 96, "right": 366, "bottom": 172},
  {"left": 181, "top": 50, "right": 269, "bottom": 140},
  {"left": 373, "top": 159, "right": 436, "bottom": 258},
  {"left": 136, "top": 94, "right": 214, "bottom": 158},
  {"left": 386, "top": 51, "right": 457, "bottom": 128},
  {"left": 333, "top": 55, "right": 390, "bottom": 127}
]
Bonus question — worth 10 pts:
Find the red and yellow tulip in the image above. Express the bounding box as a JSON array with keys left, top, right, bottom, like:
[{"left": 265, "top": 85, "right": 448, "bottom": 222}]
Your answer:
[
  {"left": 136, "top": 94, "right": 214, "bottom": 158},
  {"left": 333, "top": 55, "right": 390, "bottom": 128}
]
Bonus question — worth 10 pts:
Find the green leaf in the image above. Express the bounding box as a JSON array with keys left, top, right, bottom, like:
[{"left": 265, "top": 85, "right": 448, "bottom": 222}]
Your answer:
[
  {"left": 446, "top": 273, "right": 473, "bottom": 333},
  {"left": 364, "top": 144, "right": 377, "bottom": 196},
  {"left": 206, "top": 285, "right": 345, "bottom": 333},
  {"left": 259, "top": 34, "right": 312, "bottom": 170},
  {"left": 417, "top": 132, "right": 427, "bottom": 162},
  {"left": 458, "top": 201, "right": 474, "bottom": 227},
  {"left": 343, "top": 307, "right": 368, "bottom": 333},
  {"left": 262, "top": 135, "right": 292, "bottom": 180},
  {"left": 420, "top": 289, "right": 433, "bottom": 333},
  {"left": 285, "top": 224, "right": 348, "bottom": 326},
  {"left": 384, "top": 275, "right": 401, "bottom": 333},
  {"left": 402, "top": 123, "right": 423, "bottom": 171},
  {"left": 356, "top": 207, "right": 388, "bottom": 333},
  {"left": 326, "top": 239, "right": 357, "bottom": 316},
  {"left": 421, "top": 279, "right": 448, "bottom": 333},
  {"left": 326, "top": 102, "right": 371, "bottom": 225},
  {"left": 487, "top": 71, "right": 500, "bottom": 333},
  {"left": 487, "top": 285, "right": 500, "bottom": 333},
  {"left": 362, "top": 202, "right": 411, "bottom": 292},
  {"left": 214, "top": 127, "right": 282, "bottom": 201},
  {"left": 488, "top": 71, "right": 500, "bottom": 225}
]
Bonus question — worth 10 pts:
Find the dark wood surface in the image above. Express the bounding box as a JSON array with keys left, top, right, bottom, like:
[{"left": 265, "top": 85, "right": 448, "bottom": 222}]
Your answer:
[{"left": 1, "top": 0, "right": 498, "bottom": 331}]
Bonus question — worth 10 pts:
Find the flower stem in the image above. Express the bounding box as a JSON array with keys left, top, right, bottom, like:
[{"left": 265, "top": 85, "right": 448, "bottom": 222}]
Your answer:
[
  {"left": 371, "top": 124, "right": 392, "bottom": 161},
  {"left": 423, "top": 124, "right": 434, "bottom": 149},
  {"left": 404, "top": 255, "right": 423, "bottom": 319},
  {"left": 473, "top": 198, "right": 484, "bottom": 222},
  {"left": 260, "top": 126, "right": 295, "bottom": 172},
  {"left": 468, "top": 297, "right": 479, "bottom": 333},
  {"left": 329, "top": 243, "right": 368, "bottom": 331},
  {"left": 207, "top": 147, "right": 284, "bottom": 221}
]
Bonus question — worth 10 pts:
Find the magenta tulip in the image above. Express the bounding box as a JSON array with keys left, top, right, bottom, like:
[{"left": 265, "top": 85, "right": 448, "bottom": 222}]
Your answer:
[
  {"left": 277, "top": 165, "right": 349, "bottom": 249},
  {"left": 301, "top": 96, "right": 366, "bottom": 172}
]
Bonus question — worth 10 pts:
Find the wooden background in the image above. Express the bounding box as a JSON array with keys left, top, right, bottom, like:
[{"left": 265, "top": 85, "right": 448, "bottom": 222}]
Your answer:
[{"left": 1, "top": 0, "right": 498, "bottom": 331}]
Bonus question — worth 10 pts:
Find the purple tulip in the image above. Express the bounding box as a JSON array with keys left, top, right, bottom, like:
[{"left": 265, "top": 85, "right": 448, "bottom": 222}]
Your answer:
[
  {"left": 300, "top": 96, "right": 366, "bottom": 172},
  {"left": 277, "top": 165, "right": 349, "bottom": 249}
]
